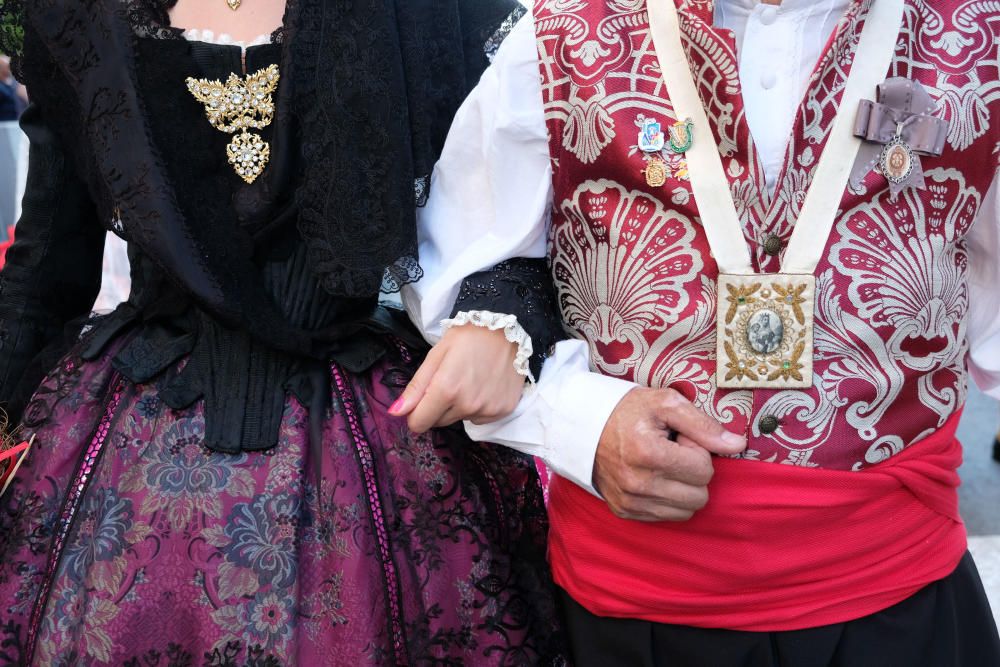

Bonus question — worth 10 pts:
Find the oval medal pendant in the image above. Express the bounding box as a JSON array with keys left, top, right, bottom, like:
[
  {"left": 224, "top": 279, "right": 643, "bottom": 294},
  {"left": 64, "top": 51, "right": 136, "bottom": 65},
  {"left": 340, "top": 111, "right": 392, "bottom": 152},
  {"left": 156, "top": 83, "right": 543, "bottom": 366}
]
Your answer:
[{"left": 880, "top": 137, "right": 914, "bottom": 185}]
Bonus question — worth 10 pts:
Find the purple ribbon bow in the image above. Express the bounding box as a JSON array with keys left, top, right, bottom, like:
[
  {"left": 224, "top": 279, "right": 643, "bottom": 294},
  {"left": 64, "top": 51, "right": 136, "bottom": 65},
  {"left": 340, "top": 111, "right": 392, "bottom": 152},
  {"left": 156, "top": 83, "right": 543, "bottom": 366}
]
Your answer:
[{"left": 851, "top": 77, "right": 949, "bottom": 197}]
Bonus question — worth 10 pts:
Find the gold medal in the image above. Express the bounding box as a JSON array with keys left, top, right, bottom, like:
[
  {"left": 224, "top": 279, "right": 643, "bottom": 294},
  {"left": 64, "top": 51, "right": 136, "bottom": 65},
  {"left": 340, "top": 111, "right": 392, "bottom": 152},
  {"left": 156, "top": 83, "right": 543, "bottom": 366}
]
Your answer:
[{"left": 643, "top": 156, "right": 668, "bottom": 187}]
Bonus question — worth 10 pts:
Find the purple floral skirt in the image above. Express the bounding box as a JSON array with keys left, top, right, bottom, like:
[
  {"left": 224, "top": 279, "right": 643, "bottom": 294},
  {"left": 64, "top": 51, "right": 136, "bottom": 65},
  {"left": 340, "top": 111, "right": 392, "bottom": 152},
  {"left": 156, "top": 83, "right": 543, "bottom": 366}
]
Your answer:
[{"left": 0, "top": 339, "right": 565, "bottom": 666}]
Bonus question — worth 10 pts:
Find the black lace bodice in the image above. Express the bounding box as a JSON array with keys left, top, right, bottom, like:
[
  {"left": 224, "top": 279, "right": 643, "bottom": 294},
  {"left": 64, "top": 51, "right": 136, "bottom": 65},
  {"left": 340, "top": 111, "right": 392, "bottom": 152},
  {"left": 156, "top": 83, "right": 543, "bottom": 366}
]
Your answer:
[
  {"left": 74, "top": 38, "right": 384, "bottom": 454},
  {"left": 0, "top": 2, "right": 565, "bottom": 454}
]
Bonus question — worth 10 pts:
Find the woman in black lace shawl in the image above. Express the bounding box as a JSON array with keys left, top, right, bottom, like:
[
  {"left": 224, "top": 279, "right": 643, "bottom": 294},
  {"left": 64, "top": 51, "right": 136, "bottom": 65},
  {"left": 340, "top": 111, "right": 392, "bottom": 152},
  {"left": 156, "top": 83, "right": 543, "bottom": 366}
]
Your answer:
[{"left": 0, "top": 1, "right": 567, "bottom": 664}]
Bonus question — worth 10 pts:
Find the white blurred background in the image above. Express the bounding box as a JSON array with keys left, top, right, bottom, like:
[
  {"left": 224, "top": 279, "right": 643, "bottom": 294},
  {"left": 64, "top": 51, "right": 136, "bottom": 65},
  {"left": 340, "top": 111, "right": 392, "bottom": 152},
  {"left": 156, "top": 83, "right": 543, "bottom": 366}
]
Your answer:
[{"left": 2, "top": 121, "right": 130, "bottom": 312}]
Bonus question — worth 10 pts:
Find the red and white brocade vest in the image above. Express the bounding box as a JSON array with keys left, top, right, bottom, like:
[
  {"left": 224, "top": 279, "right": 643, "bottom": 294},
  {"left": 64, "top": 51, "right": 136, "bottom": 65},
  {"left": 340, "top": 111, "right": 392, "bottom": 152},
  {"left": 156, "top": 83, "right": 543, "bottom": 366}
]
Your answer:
[{"left": 535, "top": 0, "right": 999, "bottom": 630}]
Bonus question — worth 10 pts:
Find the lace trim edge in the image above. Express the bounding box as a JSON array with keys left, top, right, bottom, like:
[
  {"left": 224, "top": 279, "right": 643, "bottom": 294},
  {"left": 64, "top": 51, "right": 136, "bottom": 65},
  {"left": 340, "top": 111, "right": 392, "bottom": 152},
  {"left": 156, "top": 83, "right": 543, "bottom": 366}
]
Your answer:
[{"left": 441, "top": 310, "right": 535, "bottom": 384}]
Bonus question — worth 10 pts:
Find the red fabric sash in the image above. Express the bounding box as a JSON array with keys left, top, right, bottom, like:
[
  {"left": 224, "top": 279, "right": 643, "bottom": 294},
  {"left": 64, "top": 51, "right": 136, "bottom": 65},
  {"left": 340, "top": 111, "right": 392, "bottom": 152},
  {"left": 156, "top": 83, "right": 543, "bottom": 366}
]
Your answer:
[{"left": 548, "top": 412, "right": 967, "bottom": 631}]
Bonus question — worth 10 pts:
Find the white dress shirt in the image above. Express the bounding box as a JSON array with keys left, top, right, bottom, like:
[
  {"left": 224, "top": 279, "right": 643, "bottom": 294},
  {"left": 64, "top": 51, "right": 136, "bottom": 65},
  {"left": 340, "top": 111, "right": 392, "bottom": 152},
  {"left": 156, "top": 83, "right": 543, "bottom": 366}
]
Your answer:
[
  {"left": 405, "top": 2, "right": 1000, "bottom": 496},
  {"left": 723, "top": 0, "right": 850, "bottom": 196}
]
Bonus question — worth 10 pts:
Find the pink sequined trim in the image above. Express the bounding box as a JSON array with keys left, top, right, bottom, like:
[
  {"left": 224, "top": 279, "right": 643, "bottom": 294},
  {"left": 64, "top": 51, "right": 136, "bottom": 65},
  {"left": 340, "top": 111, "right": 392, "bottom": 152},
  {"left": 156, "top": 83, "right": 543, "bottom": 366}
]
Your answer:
[
  {"left": 330, "top": 364, "right": 408, "bottom": 665},
  {"left": 391, "top": 337, "right": 413, "bottom": 364},
  {"left": 25, "top": 375, "right": 126, "bottom": 662}
]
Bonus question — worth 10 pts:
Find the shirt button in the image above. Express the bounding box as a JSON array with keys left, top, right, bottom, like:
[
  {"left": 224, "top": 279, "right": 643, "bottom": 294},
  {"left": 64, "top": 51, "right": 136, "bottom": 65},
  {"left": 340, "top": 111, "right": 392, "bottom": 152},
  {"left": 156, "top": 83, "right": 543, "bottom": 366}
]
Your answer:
[
  {"left": 760, "top": 5, "right": 778, "bottom": 25},
  {"left": 763, "top": 234, "right": 784, "bottom": 256},
  {"left": 758, "top": 415, "right": 780, "bottom": 435},
  {"left": 761, "top": 71, "right": 778, "bottom": 90}
]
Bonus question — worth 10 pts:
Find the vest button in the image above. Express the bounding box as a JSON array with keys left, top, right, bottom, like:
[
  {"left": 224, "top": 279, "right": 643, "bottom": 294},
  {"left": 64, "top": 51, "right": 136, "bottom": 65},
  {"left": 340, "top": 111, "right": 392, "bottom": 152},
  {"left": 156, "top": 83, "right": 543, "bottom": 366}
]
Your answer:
[
  {"left": 758, "top": 415, "right": 780, "bottom": 435},
  {"left": 763, "top": 234, "right": 784, "bottom": 256}
]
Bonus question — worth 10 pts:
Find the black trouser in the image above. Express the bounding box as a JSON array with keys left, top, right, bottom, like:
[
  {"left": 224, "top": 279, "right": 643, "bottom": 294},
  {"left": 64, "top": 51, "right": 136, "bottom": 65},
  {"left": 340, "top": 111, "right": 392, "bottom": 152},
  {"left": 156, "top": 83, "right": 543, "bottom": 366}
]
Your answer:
[{"left": 560, "top": 551, "right": 1000, "bottom": 667}]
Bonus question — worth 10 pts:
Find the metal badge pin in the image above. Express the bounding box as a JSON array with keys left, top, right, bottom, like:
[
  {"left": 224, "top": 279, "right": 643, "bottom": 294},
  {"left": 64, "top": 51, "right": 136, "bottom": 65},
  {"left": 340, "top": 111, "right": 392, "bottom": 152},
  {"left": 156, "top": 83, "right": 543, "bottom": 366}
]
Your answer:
[
  {"left": 643, "top": 156, "right": 669, "bottom": 187},
  {"left": 638, "top": 118, "right": 666, "bottom": 153},
  {"left": 667, "top": 118, "right": 694, "bottom": 154}
]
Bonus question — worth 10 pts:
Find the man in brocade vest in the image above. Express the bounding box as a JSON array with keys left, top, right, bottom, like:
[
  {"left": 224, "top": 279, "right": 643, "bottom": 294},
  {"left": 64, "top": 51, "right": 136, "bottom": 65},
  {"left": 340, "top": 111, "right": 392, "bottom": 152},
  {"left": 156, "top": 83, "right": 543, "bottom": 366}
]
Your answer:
[{"left": 416, "top": 0, "right": 1000, "bottom": 663}]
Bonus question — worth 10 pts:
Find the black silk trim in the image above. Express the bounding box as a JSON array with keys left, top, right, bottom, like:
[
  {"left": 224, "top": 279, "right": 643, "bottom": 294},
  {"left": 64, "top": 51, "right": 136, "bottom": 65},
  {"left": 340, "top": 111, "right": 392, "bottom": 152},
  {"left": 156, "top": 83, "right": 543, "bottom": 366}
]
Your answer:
[{"left": 9, "top": 0, "right": 519, "bottom": 351}]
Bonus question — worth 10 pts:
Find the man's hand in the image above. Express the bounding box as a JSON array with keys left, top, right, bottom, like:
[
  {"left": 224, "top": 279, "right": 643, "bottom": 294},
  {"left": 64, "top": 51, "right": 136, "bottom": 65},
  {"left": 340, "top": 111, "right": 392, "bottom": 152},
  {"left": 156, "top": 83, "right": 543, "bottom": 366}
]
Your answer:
[
  {"left": 594, "top": 387, "right": 747, "bottom": 522},
  {"left": 390, "top": 325, "right": 525, "bottom": 433}
]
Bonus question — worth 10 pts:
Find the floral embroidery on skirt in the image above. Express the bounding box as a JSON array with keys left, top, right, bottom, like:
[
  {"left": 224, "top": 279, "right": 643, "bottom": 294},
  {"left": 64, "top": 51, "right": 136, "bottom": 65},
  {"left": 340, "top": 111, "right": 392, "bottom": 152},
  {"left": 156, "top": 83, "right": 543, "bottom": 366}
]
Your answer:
[{"left": 0, "top": 339, "right": 566, "bottom": 666}]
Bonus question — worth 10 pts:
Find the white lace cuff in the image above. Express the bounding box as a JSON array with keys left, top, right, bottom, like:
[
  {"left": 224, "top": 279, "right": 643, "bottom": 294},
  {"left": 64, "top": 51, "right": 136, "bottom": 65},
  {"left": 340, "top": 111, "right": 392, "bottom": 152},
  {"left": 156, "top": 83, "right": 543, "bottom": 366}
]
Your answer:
[{"left": 441, "top": 311, "right": 535, "bottom": 383}]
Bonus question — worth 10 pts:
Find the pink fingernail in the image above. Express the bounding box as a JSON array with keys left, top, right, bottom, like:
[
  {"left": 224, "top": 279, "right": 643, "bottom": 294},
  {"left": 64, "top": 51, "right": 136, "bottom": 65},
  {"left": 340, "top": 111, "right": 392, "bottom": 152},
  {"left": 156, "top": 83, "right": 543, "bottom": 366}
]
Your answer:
[
  {"left": 722, "top": 432, "right": 746, "bottom": 448},
  {"left": 389, "top": 397, "right": 405, "bottom": 414}
]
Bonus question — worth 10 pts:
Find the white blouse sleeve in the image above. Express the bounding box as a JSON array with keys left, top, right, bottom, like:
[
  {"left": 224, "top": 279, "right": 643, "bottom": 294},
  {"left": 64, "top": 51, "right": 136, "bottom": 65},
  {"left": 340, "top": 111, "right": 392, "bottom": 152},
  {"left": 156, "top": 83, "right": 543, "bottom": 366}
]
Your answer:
[
  {"left": 402, "top": 12, "right": 635, "bottom": 496},
  {"left": 968, "top": 173, "right": 1000, "bottom": 400},
  {"left": 402, "top": 14, "right": 552, "bottom": 342}
]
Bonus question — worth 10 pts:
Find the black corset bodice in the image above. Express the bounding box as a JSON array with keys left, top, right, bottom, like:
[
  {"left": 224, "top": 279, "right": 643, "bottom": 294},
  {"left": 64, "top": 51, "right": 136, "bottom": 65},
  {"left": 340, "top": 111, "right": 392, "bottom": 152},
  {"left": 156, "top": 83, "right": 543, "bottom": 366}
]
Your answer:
[
  {"left": 79, "top": 38, "right": 409, "bottom": 454},
  {"left": 0, "top": 2, "right": 564, "bottom": 458},
  {"left": 133, "top": 38, "right": 293, "bottom": 240}
]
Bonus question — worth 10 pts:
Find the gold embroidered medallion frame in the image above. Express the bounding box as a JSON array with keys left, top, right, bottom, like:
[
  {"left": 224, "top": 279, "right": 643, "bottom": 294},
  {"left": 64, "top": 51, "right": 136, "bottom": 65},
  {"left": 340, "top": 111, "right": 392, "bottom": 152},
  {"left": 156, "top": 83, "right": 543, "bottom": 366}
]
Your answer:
[{"left": 716, "top": 273, "right": 815, "bottom": 389}]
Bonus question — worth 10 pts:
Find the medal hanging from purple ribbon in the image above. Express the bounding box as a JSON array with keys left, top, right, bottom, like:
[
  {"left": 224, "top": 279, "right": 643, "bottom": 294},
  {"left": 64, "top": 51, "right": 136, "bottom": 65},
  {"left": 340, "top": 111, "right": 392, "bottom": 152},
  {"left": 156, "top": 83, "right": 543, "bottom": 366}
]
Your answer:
[
  {"left": 880, "top": 129, "right": 915, "bottom": 186},
  {"left": 852, "top": 77, "right": 950, "bottom": 198}
]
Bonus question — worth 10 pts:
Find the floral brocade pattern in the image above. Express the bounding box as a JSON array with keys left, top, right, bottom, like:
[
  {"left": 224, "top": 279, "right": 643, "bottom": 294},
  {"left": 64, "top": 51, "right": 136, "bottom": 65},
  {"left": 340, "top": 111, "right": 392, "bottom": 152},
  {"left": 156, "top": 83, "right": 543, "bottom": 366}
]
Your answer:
[
  {"left": 535, "top": 0, "right": 999, "bottom": 470},
  {"left": 0, "top": 341, "right": 565, "bottom": 666}
]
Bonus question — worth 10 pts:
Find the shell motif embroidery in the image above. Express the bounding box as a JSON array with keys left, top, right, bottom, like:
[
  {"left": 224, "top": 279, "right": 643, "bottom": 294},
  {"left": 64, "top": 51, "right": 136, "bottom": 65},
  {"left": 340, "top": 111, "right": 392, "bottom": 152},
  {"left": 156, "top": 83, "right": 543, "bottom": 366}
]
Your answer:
[{"left": 551, "top": 179, "right": 703, "bottom": 375}]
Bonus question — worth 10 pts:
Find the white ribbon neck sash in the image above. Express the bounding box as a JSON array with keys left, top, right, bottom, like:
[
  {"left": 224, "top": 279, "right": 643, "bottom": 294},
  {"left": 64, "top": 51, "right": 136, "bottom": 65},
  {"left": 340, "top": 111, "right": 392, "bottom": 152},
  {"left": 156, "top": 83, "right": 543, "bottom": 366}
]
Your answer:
[{"left": 646, "top": 0, "right": 904, "bottom": 276}]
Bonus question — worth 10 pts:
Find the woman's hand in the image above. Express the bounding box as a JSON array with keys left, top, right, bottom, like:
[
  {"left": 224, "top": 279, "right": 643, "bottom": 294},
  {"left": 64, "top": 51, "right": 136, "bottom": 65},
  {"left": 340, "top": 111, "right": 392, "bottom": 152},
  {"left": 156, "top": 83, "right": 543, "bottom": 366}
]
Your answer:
[{"left": 389, "top": 325, "right": 526, "bottom": 433}]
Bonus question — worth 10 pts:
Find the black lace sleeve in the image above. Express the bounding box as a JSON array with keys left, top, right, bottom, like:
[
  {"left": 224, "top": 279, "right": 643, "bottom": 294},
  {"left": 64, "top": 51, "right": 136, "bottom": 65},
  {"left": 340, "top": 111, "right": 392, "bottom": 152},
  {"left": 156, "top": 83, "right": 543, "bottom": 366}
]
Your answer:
[
  {"left": 450, "top": 258, "right": 566, "bottom": 381},
  {"left": 0, "top": 104, "right": 106, "bottom": 422}
]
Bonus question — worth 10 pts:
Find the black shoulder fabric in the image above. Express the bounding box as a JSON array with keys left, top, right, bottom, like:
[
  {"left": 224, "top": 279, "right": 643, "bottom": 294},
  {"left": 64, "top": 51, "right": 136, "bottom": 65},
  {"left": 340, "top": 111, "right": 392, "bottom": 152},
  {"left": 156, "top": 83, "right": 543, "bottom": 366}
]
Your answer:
[
  {"left": 451, "top": 259, "right": 567, "bottom": 381},
  {"left": 460, "top": 0, "right": 525, "bottom": 74},
  {"left": 286, "top": 0, "right": 521, "bottom": 296},
  {"left": 14, "top": 0, "right": 523, "bottom": 360},
  {"left": 0, "top": 105, "right": 106, "bottom": 422}
]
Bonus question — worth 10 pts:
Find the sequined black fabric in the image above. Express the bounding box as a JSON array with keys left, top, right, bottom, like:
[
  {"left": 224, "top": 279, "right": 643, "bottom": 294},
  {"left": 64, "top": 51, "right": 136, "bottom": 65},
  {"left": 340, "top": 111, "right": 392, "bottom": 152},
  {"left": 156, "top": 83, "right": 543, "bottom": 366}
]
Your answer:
[{"left": 453, "top": 259, "right": 567, "bottom": 380}]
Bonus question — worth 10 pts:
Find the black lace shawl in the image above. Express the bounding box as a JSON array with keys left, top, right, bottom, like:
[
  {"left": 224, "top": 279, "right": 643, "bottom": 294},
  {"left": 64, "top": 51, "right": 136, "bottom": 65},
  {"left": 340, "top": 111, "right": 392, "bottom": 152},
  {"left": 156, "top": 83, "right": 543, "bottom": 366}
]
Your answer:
[{"left": 0, "top": 0, "right": 519, "bottom": 357}]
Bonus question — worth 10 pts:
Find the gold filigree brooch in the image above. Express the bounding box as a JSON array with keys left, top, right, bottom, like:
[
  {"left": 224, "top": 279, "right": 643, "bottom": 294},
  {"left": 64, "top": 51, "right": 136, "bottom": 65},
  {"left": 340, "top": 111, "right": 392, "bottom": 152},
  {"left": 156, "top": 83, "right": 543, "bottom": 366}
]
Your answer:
[{"left": 186, "top": 64, "right": 280, "bottom": 184}]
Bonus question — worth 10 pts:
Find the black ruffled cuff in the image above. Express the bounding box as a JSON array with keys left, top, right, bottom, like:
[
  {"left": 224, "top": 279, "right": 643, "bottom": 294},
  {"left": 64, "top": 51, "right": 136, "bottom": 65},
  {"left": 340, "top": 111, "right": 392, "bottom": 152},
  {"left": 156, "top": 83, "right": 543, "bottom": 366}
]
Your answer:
[{"left": 450, "top": 258, "right": 565, "bottom": 381}]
